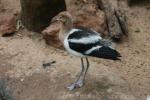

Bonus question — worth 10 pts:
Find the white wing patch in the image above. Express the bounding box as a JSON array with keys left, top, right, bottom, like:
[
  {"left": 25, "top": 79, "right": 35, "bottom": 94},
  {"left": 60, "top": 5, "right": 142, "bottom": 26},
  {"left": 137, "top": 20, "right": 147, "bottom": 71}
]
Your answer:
[
  {"left": 85, "top": 46, "right": 102, "bottom": 54},
  {"left": 68, "top": 28, "right": 102, "bottom": 44},
  {"left": 68, "top": 35, "right": 101, "bottom": 44},
  {"left": 68, "top": 29, "right": 81, "bottom": 35}
]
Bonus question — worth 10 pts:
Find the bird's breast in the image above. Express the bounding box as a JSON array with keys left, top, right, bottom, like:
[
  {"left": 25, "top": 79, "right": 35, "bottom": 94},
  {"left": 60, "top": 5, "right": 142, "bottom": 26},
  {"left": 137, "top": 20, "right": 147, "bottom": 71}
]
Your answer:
[{"left": 63, "top": 37, "right": 85, "bottom": 57}]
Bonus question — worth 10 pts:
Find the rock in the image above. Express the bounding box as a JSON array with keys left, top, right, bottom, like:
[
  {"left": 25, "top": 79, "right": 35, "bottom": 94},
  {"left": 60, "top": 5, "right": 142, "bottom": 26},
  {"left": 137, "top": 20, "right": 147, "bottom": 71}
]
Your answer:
[
  {"left": 146, "top": 6, "right": 150, "bottom": 9},
  {"left": 42, "top": 22, "right": 63, "bottom": 48},
  {"left": 147, "top": 96, "right": 150, "bottom": 100},
  {"left": 134, "top": 27, "right": 143, "bottom": 33},
  {"left": 0, "top": 79, "right": 14, "bottom": 100},
  {"left": 66, "top": 0, "right": 106, "bottom": 34},
  {"left": 0, "top": 13, "right": 16, "bottom": 36}
]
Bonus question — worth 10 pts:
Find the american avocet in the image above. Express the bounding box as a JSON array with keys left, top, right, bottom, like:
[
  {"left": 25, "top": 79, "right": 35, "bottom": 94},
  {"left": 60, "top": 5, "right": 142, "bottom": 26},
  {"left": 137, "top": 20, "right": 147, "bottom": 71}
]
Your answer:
[{"left": 51, "top": 12, "right": 121, "bottom": 90}]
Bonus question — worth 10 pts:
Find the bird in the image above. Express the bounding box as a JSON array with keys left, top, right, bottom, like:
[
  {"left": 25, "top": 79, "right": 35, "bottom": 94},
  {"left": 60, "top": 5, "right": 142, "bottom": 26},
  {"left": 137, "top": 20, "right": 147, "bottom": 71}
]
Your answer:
[{"left": 51, "top": 11, "right": 121, "bottom": 91}]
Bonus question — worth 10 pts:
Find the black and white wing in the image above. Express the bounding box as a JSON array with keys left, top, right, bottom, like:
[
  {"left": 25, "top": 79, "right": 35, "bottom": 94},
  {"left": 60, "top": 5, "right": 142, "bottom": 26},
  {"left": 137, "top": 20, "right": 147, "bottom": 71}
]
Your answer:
[{"left": 66, "top": 27, "right": 121, "bottom": 60}]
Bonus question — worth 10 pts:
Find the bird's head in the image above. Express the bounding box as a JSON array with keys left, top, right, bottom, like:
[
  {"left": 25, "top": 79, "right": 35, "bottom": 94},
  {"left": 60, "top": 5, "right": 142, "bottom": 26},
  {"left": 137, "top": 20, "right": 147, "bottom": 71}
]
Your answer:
[{"left": 51, "top": 11, "right": 73, "bottom": 27}]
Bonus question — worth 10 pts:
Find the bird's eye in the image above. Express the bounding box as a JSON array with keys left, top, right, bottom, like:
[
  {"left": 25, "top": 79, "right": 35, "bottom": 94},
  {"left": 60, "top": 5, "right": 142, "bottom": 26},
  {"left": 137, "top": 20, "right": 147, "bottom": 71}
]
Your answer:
[{"left": 59, "top": 16, "right": 63, "bottom": 19}]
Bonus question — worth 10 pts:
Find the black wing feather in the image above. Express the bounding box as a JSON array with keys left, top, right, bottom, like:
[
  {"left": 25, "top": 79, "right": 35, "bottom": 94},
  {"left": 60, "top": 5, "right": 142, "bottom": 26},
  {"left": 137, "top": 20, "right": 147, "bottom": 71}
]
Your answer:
[
  {"left": 89, "top": 46, "right": 121, "bottom": 60},
  {"left": 69, "top": 42, "right": 100, "bottom": 54},
  {"left": 68, "top": 28, "right": 101, "bottom": 53},
  {"left": 67, "top": 27, "right": 121, "bottom": 60}
]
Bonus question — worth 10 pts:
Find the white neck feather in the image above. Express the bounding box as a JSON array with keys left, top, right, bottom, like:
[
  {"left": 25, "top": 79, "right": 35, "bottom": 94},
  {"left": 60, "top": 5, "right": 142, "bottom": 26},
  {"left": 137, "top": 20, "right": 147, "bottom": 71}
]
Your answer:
[{"left": 59, "top": 22, "right": 73, "bottom": 43}]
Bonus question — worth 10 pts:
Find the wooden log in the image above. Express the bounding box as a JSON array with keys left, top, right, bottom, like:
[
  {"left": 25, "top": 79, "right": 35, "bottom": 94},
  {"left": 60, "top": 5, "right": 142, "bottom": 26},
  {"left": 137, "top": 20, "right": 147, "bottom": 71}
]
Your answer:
[
  {"left": 20, "top": 0, "right": 66, "bottom": 32},
  {"left": 97, "top": 0, "right": 128, "bottom": 41}
]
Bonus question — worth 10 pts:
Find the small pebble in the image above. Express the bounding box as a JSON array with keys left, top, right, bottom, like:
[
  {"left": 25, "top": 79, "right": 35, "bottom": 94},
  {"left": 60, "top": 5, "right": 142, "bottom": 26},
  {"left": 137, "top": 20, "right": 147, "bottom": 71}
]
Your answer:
[
  {"left": 146, "top": 6, "right": 150, "bottom": 10},
  {"left": 107, "top": 88, "right": 112, "bottom": 93},
  {"left": 20, "top": 78, "right": 24, "bottom": 82},
  {"left": 134, "top": 28, "right": 141, "bottom": 32}
]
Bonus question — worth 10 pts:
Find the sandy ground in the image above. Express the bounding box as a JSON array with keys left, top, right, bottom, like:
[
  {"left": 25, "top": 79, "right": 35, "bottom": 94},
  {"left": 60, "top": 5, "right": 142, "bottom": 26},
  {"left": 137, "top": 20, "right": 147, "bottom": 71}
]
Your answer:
[{"left": 0, "top": 0, "right": 150, "bottom": 100}]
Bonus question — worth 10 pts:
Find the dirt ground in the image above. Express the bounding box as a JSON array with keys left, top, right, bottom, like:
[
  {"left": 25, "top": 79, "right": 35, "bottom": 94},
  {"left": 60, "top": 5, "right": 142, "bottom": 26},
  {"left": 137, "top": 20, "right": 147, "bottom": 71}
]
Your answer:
[{"left": 0, "top": 0, "right": 150, "bottom": 100}]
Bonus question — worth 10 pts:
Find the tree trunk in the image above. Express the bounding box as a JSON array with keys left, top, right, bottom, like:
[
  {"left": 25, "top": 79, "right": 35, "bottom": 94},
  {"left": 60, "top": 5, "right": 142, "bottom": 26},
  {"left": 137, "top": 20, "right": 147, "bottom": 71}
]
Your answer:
[
  {"left": 20, "top": 0, "right": 66, "bottom": 32},
  {"left": 97, "top": 0, "right": 128, "bottom": 41}
]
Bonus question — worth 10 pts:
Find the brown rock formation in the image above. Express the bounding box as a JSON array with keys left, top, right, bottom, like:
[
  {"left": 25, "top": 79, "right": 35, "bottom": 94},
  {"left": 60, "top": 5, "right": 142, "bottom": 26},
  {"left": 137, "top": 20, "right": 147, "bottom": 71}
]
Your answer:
[{"left": 0, "top": 13, "right": 16, "bottom": 36}]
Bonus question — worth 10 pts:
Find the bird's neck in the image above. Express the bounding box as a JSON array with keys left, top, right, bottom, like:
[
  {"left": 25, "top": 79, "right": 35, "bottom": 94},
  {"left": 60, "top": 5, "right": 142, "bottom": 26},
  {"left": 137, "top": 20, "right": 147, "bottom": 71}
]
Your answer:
[{"left": 59, "top": 23, "right": 73, "bottom": 42}]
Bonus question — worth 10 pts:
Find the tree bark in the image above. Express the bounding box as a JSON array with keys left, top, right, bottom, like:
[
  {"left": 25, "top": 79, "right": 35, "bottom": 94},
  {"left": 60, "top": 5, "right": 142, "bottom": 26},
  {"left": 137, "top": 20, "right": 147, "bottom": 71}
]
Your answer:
[
  {"left": 97, "top": 0, "right": 128, "bottom": 41},
  {"left": 20, "top": 0, "right": 66, "bottom": 32}
]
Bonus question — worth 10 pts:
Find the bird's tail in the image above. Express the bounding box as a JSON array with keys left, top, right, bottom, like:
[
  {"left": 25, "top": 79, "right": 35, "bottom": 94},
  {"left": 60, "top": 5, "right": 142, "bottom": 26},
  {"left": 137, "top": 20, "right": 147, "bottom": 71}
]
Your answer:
[
  {"left": 99, "top": 38, "right": 116, "bottom": 49},
  {"left": 88, "top": 46, "right": 121, "bottom": 60}
]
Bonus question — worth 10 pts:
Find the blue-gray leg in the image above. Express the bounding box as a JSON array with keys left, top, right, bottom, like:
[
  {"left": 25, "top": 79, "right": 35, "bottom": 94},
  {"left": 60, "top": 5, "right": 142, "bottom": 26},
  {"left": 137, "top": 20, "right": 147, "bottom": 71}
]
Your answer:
[
  {"left": 67, "top": 57, "right": 90, "bottom": 91},
  {"left": 67, "top": 58, "right": 85, "bottom": 90},
  {"left": 83, "top": 57, "right": 89, "bottom": 81}
]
